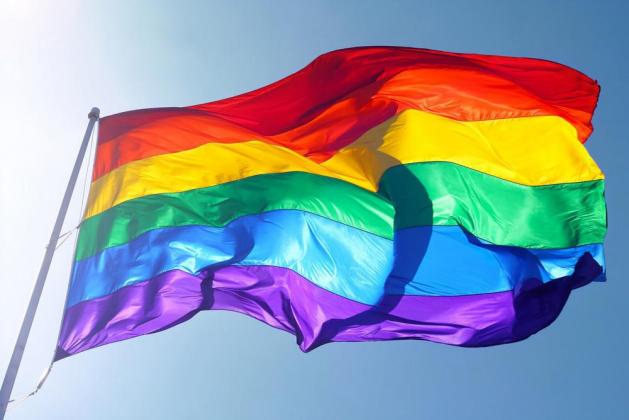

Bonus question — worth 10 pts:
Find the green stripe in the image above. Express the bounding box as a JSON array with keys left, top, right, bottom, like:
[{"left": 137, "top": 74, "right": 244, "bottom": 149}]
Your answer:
[
  {"left": 379, "top": 162, "right": 606, "bottom": 248},
  {"left": 76, "top": 165, "right": 606, "bottom": 261},
  {"left": 76, "top": 172, "right": 395, "bottom": 261}
]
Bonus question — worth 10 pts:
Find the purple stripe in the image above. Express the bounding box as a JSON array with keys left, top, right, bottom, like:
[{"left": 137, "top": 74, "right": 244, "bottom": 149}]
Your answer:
[{"left": 55, "top": 253, "right": 602, "bottom": 360}]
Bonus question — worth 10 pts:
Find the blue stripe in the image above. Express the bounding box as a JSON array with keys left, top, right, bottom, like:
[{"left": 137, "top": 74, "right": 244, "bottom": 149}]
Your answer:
[{"left": 67, "top": 209, "right": 604, "bottom": 307}]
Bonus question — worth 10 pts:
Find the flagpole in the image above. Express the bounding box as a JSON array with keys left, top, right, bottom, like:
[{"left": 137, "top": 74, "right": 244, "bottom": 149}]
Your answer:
[{"left": 0, "top": 107, "right": 100, "bottom": 419}]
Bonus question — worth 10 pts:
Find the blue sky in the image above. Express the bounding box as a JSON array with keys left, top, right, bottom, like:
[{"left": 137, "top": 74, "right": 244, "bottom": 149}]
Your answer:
[{"left": 1, "top": 1, "right": 627, "bottom": 419}]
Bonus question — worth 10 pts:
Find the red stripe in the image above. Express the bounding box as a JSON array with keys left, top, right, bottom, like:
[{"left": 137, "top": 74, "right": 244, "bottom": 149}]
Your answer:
[{"left": 94, "top": 46, "right": 599, "bottom": 180}]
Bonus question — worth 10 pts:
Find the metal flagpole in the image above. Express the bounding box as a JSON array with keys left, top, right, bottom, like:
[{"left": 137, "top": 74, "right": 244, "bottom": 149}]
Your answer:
[{"left": 0, "top": 107, "right": 100, "bottom": 419}]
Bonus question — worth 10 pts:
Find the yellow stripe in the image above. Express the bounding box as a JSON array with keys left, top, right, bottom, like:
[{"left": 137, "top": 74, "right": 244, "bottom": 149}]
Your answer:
[{"left": 85, "top": 110, "right": 604, "bottom": 219}]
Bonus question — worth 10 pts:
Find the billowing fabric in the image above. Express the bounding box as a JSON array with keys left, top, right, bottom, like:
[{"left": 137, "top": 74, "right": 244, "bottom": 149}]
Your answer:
[{"left": 56, "top": 46, "right": 606, "bottom": 360}]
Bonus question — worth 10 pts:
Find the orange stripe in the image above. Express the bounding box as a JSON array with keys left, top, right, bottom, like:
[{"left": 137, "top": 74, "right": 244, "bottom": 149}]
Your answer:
[{"left": 95, "top": 47, "right": 599, "bottom": 180}]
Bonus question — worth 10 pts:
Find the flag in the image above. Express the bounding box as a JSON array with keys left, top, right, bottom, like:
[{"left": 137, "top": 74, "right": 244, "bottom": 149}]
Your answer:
[{"left": 55, "top": 46, "right": 606, "bottom": 359}]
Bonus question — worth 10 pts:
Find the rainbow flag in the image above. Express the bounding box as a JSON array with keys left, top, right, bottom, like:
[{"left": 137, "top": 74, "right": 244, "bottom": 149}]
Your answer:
[{"left": 55, "top": 47, "right": 606, "bottom": 359}]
